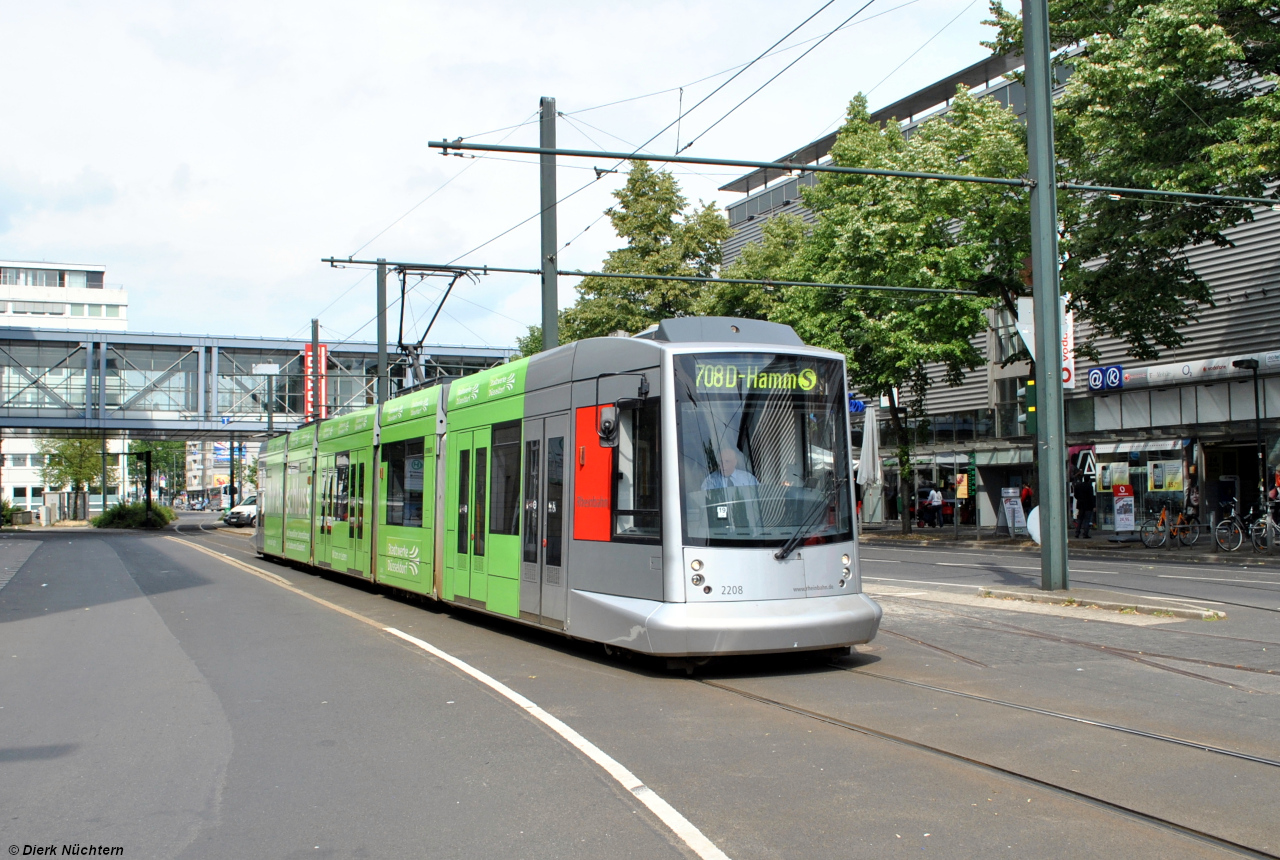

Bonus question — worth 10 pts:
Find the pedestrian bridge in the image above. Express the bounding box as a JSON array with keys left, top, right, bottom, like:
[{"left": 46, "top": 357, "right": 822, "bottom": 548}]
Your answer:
[{"left": 0, "top": 326, "right": 515, "bottom": 439}]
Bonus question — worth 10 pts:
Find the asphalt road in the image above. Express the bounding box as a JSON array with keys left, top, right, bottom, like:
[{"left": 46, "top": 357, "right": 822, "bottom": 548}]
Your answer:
[{"left": 2, "top": 516, "right": 1277, "bottom": 859}]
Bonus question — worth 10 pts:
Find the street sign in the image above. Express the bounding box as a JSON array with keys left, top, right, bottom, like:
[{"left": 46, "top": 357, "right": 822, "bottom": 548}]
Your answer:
[
  {"left": 221, "top": 416, "right": 231, "bottom": 425},
  {"left": 848, "top": 396, "right": 866, "bottom": 413},
  {"left": 1088, "top": 364, "right": 1125, "bottom": 392}
]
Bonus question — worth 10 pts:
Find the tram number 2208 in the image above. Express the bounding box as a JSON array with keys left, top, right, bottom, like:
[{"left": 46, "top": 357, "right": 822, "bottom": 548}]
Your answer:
[{"left": 721, "top": 585, "right": 744, "bottom": 595}]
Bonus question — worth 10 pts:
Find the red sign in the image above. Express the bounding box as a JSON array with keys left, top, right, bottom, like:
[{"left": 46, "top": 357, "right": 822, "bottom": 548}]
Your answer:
[
  {"left": 1113, "top": 484, "right": 1134, "bottom": 499},
  {"left": 303, "top": 343, "right": 329, "bottom": 420}
]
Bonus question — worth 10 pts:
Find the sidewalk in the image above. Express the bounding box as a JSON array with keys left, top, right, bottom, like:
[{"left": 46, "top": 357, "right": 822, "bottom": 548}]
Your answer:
[{"left": 858, "top": 526, "right": 1280, "bottom": 567}]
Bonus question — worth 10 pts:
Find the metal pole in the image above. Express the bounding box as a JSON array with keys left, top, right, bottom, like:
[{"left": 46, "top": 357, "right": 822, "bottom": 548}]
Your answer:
[
  {"left": 229, "top": 432, "right": 235, "bottom": 511},
  {"left": 101, "top": 435, "right": 107, "bottom": 515},
  {"left": 311, "top": 318, "right": 320, "bottom": 422},
  {"left": 267, "top": 375, "right": 274, "bottom": 434},
  {"left": 145, "top": 450, "right": 152, "bottom": 521},
  {"left": 1252, "top": 364, "right": 1263, "bottom": 503},
  {"left": 953, "top": 450, "right": 959, "bottom": 540},
  {"left": 1022, "top": 0, "right": 1069, "bottom": 591},
  {"left": 376, "top": 258, "right": 389, "bottom": 404},
  {"left": 539, "top": 96, "right": 559, "bottom": 351}
]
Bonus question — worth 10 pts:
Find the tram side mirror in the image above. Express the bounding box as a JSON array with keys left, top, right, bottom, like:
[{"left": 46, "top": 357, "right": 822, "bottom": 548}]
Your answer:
[{"left": 598, "top": 405, "right": 619, "bottom": 447}]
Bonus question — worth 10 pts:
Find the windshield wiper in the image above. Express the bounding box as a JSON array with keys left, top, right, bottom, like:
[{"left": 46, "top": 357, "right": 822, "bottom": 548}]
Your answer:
[{"left": 774, "top": 476, "right": 847, "bottom": 561}]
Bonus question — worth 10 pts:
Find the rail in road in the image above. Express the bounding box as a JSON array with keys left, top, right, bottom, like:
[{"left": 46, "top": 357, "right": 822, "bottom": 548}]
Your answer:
[{"left": 3, "top": 526, "right": 1278, "bottom": 858}]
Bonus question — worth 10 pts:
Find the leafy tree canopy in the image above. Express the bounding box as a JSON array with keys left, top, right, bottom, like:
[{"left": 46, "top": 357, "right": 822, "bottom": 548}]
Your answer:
[
  {"left": 555, "top": 161, "right": 731, "bottom": 342},
  {"left": 986, "top": 0, "right": 1280, "bottom": 358},
  {"left": 39, "top": 437, "right": 119, "bottom": 493}
]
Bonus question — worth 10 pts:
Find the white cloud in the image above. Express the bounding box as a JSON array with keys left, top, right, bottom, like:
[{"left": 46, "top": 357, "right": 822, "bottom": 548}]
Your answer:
[{"left": 2, "top": 0, "right": 996, "bottom": 347}]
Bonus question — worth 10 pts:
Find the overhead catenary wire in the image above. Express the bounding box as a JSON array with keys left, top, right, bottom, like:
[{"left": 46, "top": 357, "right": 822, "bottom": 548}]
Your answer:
[
  {"left": 345, "top": 110, "right": 537, "bottom": 260},
  {"left": 864, "top": 0, "right": 979, "bottom": 97},
  {"left": 679, "top": 0, "right": 878, "bottom": 153},
  {"left": 321, "top": 258, "right": 980, "bottom": 296},
  {"left": 562, "top": 0, "right": 923, "bottom": 117}
]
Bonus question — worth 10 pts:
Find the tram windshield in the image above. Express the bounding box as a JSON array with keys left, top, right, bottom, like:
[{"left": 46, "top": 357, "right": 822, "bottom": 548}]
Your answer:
[{"left": 674, "top": 353, "right": 853, "bottom": 548}]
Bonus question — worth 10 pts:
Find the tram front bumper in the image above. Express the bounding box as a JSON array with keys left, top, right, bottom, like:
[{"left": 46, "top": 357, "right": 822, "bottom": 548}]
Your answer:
[{"left": 568, "top": 590, "right": 883, "bottom": 657}]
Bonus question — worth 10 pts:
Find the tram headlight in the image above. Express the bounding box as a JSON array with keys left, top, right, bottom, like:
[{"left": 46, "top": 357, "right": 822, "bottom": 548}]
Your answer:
[
  {"left": 691, "top": 574, "right": 705, "bottom": 586},
  {"left": 690, "top": 559, "right": 704, "bottom": 572},
  {"left": 841, "top": 554, "right": 850, "bottom": 566},
  {"left": 842, "top": 566, "right": 850, "bottom": 576}
]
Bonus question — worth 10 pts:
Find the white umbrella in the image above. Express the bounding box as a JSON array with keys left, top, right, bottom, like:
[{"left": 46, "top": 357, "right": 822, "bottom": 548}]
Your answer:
[{"left": 856, "top": 405, "right": 881, "bottom": 488}]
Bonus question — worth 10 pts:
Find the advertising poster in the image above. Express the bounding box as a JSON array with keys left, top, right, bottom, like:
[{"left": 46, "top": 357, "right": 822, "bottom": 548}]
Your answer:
[
  {"left": 1147, "top": 460, "right": 1184, "bottom": 493},
  {"left": 956, "top": 473, "right": 969, "bottom": 499},
  {"left": 1113, "top": 484, "right": 1136, "bottom": 532},
  {"left": 1098, "top": 462, "right": 1130, "bottom": 492},
  {"left": 1001, "top": 487, "right": 1026, "bottom": 532}
]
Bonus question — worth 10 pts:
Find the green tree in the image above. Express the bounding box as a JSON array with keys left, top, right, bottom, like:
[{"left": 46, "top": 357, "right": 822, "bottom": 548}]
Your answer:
[
  {"left": 986, "top": 0, "right": 1280, "bottom": 358},
  {"left": 706, "top": 93, "right": 1021, "bottom": 532},
  {"left": 39, "top": 437, "right": 120, "bottom": 520},
  {"left": 129, "top": 440, "right": 187, "bottom": 499},
  {"left": 558, "top": 161, "right": 731, "bottom": 342}
]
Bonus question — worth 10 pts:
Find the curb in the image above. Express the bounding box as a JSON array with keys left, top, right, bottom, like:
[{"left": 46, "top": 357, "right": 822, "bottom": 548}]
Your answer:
[
  {"left": 976, "top": 587, "right": 1225, "bottom": 621},
  {"left": 858, "top": 535, "right": 1280, "bottom": 568}
]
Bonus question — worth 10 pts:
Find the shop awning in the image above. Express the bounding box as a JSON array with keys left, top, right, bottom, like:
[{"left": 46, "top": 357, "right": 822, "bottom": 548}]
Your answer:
[{"left": 1094, "top": 439, "right": 1188, "bottom": 454}]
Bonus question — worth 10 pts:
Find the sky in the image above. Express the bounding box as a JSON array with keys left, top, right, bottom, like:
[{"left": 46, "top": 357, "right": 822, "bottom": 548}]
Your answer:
[{"left": 1, "top": 0, "right": 999, "bottom": 351}]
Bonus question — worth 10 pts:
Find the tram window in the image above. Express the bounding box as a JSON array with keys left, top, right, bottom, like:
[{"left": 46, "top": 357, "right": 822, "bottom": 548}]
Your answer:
[
  {"left": 474, "top": 448, "right": 487, "bottom": 557},
  {"left": 489, "top": 421, "right": 521, "bottom": 535},
  {"left": 335, "top": 453, "right": 350, "bottom": 524},
  {"left": 457, "top": 449, "right": 470, "bottom": 556},
  {"left": 383, "top": 438, "right": 424, "bottom": 528},
  {"left": 614, "top": 399, "right": 661, "bottom": 539},
  {"left": 546, "top": 436, "right": 564, "bottom": 567},
  {"left": 522, "top": 440, "right": 540, "bottom": 564}
]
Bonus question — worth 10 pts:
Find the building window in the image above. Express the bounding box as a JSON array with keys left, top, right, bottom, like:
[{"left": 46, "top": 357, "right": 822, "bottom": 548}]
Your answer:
[
  {"left": 11, "top": 301, "right": 65, "bottom": 315},
  {"left": 13, "top": 487, "right": 26, "bottom": 500},
  {"left": 88, "top": 304, "right": 103, "bottom": 317},
  {"left": 70, "top": 304, "right": 85, "bottom": 316},
  {"left": 105, "top": 305, "right": 120, "bottom": 318},
  {"left": 66, "top": 271, "right": 87, "bottom": 289}
]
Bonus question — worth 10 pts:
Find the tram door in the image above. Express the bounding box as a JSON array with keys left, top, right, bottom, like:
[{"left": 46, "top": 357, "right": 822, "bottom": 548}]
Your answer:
[
  {"left": 347, "top": 450, "right": 369, "bottom": 576},
  {"left": 520, "top": 414, "right": 568, "bottom": 626},
  {"left": 447, "top": 429, "right": 491, "bottom": 603},
  {"left": 329, "top": 452, "right": 351, "bottom": 570}
]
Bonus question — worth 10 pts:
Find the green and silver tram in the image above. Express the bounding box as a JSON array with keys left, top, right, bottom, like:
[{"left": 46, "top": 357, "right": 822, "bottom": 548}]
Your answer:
[{"left": 255, "top": 317, "right": 881, "bottom": 656}]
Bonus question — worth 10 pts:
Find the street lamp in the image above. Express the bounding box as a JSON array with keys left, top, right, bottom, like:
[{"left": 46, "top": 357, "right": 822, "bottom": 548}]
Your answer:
[{"left": 1232, "top": 358, "right": 1263, "bottom": 506}]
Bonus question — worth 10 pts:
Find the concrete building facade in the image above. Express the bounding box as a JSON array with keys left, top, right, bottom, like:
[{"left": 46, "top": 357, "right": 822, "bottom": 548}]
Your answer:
[
  {"left": 721, "top": 56, "right": 1280, "bottom": 536},
  {"left": 0, "top": 260, "right": 129, "bottom": 516}
]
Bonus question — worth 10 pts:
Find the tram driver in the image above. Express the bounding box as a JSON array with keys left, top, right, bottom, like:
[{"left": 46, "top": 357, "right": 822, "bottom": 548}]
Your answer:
[{"left": 701, "top": 446, "right": 760, "bottom": 532}]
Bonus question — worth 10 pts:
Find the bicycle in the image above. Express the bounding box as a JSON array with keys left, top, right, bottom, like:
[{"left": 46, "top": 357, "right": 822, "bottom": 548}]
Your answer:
[
  {"left": 1249, "top": 502, "right": 1279, "bottom": 552},
  {"left": 1214, "top": 497, "right": 1255, "bottom": 552},
  {"left": 1140, "top": 500, "right": 1201, "bottom": 548}
]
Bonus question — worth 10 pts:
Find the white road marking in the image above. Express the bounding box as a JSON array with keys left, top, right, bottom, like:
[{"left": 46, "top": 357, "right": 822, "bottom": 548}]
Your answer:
[
  {"left": 165, "top": 535, "right": 731, "bottom": 860},
  {"left": 386, "top": 628, "right": 731, "bottom": 860},
  {"left": 1158, "top": 574, "right": 1279, "bottom": 585}
]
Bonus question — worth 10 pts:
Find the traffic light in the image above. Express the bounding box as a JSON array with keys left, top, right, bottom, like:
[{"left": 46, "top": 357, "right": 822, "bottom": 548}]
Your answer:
[{"left": 1024, "top": 378, "right": 1037, "bottom": 436}]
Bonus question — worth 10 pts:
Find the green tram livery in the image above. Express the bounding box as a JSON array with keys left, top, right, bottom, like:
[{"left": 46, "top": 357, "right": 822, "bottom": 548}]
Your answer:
[{"left": 255, "top": 317, "right": 881, "bottom": 656}]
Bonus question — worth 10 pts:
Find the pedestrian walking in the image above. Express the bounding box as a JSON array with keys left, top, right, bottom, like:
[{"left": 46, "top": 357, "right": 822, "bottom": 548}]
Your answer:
[{"left": 1072, "top": 469, "right": 1096, "bottom": 539}]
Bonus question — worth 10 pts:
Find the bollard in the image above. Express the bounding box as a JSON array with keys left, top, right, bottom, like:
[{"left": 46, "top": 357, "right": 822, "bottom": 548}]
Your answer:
[{"left": 1210, "top": 511, "right": 1219, "bottom": 553}]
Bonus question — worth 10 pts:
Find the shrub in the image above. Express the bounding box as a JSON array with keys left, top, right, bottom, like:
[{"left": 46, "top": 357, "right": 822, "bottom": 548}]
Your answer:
[{"left": 92, "top": 501, "right": 175, "bottom": 529}]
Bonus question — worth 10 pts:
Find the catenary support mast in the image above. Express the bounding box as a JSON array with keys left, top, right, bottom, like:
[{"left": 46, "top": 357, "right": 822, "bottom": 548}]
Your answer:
[
  {"left": 539, "top": 96, "right": 558, "bottom": 351},
  {"left": 1022, "top": 0, "right": 1069, "bottom": 590},
  {"left": 376, "top": 258, "right": 388, "bottom": 405}
]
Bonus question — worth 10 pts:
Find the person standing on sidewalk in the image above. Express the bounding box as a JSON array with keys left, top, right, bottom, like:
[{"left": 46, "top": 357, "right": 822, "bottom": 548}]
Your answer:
[
  {"left": 1072, "top": 470, "right": 1096, "bottom": 539},
  {"left": 926, "top": 485, "right": 943, "bottom": 528}
]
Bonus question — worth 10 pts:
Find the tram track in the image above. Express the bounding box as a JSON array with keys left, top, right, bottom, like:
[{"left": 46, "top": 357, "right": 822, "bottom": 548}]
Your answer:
[
  {"left": 830, "top": 665, "right": 1280, "bottom": 768},
  {"left": 875, "top": 596, "right": 1275, "bottom": 691},
  {"left": 697, "top": 676, "right": 1280, "bottom": 860}
]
